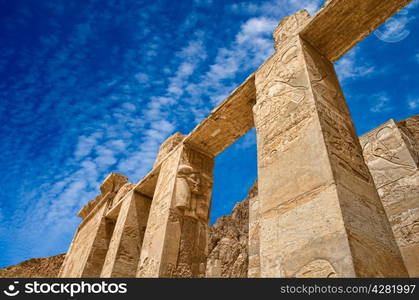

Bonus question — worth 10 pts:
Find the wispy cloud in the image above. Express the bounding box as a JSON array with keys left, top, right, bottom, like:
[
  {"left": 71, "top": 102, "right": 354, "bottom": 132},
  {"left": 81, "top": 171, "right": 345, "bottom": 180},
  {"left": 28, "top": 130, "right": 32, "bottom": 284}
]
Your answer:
[
  {"left": 1, "top": 0, "right": 416, "bottom": 268},
  {"left": 369, "top": 93, "right": 393, "bottom": 113},
  {"left": 229, "top": 0, "right": 323, "bottom": 16},
  {"left": 407, "top": 98, "right": 419, "bottom": 110},
  {"left": 335, "top": 46, "right": 375, "bottom": 82}
]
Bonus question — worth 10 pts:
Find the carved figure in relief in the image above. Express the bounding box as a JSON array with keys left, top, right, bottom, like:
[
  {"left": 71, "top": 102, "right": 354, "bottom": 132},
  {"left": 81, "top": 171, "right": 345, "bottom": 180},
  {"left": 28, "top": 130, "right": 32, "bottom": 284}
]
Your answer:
[
  {"left": 174, "top": 164, "right": 212, "bottom": 222},
  {"left": 363, "top": 125, "right": 416, "bottom": 170},
  {"left": 295, "top": 259, "right": 338, "bottom": 278}
]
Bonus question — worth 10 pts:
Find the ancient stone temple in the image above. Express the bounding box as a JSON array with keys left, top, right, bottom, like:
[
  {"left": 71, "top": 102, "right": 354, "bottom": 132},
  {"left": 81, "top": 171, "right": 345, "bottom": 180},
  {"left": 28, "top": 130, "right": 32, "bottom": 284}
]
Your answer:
[{"left": 57, "top": 0, "right": 417, "bottom": 278}]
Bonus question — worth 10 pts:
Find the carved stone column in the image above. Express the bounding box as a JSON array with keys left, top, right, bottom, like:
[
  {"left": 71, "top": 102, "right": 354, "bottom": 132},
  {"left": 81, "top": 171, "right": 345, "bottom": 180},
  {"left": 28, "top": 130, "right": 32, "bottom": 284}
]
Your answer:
[
  {"left": 361, "top": 118, "right": 419, "bottom": 277},
  {"left": 253, "top": 14, "right": 408, "bottom": 277},
  {"left": 100, "top": 191, "right": 151, "bottom": 277},
  {"left": 58, "top": 173, "right": 127, "bottom": 277},
  {"left": 137, "top": 144, "right": 214, "bottom": 277}
]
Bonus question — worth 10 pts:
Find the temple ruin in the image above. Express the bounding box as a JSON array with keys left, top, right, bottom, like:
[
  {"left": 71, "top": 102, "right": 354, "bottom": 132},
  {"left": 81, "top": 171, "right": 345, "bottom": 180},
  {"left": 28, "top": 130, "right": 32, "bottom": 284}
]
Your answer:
[{"left": 58, "top": 0, "right": 418, "bottom": 278}]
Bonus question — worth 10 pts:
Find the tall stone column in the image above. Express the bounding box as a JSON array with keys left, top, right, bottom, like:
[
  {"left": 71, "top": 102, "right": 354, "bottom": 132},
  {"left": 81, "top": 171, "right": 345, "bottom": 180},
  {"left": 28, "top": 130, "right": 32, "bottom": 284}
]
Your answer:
[
  {"left": 137, "top": 144, "right": 214, "bottom": 277},
  {"left": 100, "top": 191, "right": 151, "bottom": 277},
  {"left": 59, "top": 172, "right": 128, "bottom": 277},
  {"left": 253, "top": 15, "right": 407, "bottom": 277},
  {"left": 361, "top": 118, "right": 419, "bottom": 277},
  {"left": 59, "top": 202, "right": 114, "bottom": 277}
]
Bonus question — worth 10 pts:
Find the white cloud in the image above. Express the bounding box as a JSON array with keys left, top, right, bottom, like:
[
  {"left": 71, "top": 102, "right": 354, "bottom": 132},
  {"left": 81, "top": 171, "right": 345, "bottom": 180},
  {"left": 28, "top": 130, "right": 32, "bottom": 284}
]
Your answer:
[
  {"left": 74, "top": 133, "right": 103, "bottom": 160},
  {"left": 335, "top": 47, "right": 375, "bottom": 82},
  {"left": 184, "top": 16, "right": 276, "bottom": 110},
  {"left": 134, "top": 72, "right": 149, "bottom": 83},
  {"left": 167, "top": 38, "right": 208, "bottom": 98},
  {"left": 230, "top": 0, "right": 323, "bottom": 16},
  {"left": 415, "top": 53, "right": 419, "bottom": 63},
  {"left": 407, "top": 98, "right": 419, "bottom": 110},
  {"left": 237, "top": 17, "right": 277, "bottom": 42},
  {"left": 370, "top": 93, "right": 393, "bottom": 113}
]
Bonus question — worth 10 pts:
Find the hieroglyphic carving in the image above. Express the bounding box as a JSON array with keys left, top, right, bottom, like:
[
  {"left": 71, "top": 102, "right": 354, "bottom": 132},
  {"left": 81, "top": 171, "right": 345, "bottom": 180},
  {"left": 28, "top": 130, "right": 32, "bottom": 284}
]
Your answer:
[
  {"left": 254, "top": 38, "right": 315, "bottom": 168},
  {"left": 316, "top": 101, "right": 371, "bottom": 182},
  {"left": 361, "top": 118, "right": 419, "bottom": 277},
  {"left": 273, "top": 10, "right": 311, "bottom": 50},
  {"left": 302, "top": 39, "right": 371, "bottom": 182},
  {"left": 361, "top": 121, "right": 417, "bottom": 188},
  {"left": 295, "top": 259, "right": 338, "bottom": 278}
]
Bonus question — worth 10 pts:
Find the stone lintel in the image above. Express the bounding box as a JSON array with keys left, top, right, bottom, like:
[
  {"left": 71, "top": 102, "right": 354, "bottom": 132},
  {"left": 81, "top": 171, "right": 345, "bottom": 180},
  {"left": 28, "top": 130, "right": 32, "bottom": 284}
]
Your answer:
[
  {"left": 133, "top": 167, "right": 160, "bottom": 198},
  {"left": 300, "top": 0, "right": 413, "bottom": 62},
  {"left": 184, "top": 73, "right": 256, "bottom": 157}
]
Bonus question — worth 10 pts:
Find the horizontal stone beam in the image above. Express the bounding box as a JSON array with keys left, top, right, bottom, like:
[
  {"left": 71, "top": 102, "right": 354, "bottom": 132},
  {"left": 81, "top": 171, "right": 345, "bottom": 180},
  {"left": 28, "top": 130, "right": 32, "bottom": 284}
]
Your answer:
[
  {"left": 301, "top": 0, "right": 413, "bottom": 62},
  {"left": 184, "top": 74, "right": 256, "bottom": 157},
  {"left": 133, "top": 167, "right": 159, "bottom": 198}
]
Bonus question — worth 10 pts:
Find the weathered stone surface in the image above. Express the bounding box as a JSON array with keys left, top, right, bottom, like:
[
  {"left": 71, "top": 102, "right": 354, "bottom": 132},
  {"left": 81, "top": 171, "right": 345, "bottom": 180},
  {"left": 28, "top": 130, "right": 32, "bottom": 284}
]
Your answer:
[
  {"left": 137, "top": 145, "right": 214, "bottom": 277},
  {"left": 273, "top": 10, "right": 311, "bottom": 50},
  {"left": 253, "top": 28, "right": 407, "bottom": 277},
  {"left": 184, "top": 74, "right": 256, "bottom": 157},
  {"left": 301, "top": 0, "right": 413, "bottom": 62},
  {"left": 247, "top": 181, "right": 260, "bottom": 278},
  {"left": 154, "top": 132, "right": 185, "bottom": 168},
  {"left": 206, "top": 183, "right": 256, "bottom": 278},
  {"left": 360, "top": 116, "right": 419, "bottom": 277},
  {"left": 100, "top": 172, "right": 128, "bottom": 195},
  {"left": 47, "top": 1, "right": 416, "bottom": 279},
  {"left": 0, "top": 254, "right": 65, "bottom": 278},
  {"left": 59, "top": 172, "right": 132, "bottom": 278},
  {"left": 101, "top": 191, "right": 151, "bottom": 277}
]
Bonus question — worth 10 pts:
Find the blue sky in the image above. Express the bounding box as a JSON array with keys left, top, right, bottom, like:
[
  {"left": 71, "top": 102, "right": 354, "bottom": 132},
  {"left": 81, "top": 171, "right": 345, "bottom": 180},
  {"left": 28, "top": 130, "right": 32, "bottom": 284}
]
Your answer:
[{"left": 0, "top": 0, "right": 418, "bottom": 268}]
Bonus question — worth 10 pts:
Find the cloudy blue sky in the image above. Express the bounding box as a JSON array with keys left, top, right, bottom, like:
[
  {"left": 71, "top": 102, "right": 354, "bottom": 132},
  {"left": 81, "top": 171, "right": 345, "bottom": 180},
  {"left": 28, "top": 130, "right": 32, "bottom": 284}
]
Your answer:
[{"left": 0, "top": 0, "right": 418, "bottom": 268}]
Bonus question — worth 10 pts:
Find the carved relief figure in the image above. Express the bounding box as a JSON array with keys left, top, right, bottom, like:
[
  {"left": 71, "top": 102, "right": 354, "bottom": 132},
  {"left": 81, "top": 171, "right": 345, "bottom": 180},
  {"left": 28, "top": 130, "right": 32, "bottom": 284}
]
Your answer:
[
  {"left": 295, "top": 259, "right": 338, "bottom": 278},
  {"left": 174, "top": 164, "right": 213, "bottom": 222}
]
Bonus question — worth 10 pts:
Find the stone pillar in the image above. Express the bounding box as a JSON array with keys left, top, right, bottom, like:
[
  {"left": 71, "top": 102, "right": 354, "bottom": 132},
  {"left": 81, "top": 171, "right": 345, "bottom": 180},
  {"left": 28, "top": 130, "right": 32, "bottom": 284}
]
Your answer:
[
  {"left": 59, "top": 172, "right": 128, "bottom": 277},
  {"left": 361, "top": 118, "right": 419, "bottom": 277},
  {"left": 59, "top": 201, "right": 114, "bottom": 277},
  {"left": 253, "top": 20, "right": 408, "bottom": 276},
  {"left": 137, "top": 144, "right": 214, "bottom": 277},
  {"left": 100, "top": 191, "right": 151, "bottom": 277}
]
